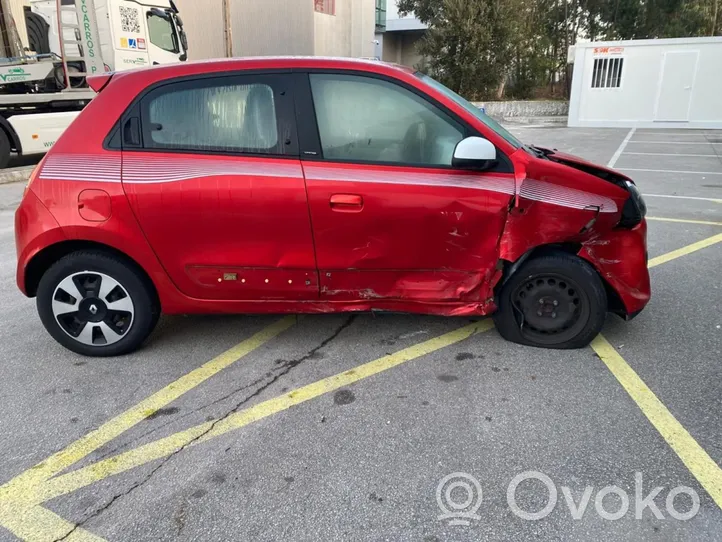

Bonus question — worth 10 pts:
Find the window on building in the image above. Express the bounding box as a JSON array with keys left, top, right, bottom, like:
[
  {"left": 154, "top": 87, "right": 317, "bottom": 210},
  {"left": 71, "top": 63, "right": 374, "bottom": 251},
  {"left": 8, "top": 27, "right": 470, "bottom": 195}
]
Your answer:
[
  {"left": 315, "top": 0, "right": 335, "bottom": 15},
  {"left": 375, "top": 0, "right": 387, "bottom": 31},
  {"left": 591, "top": 57, "right": 624, "bottom": 89},
  {"left": 143, "top": 79, "right": 279, "bottom": 153},
  {"left": 309, "top": 73, "right": 465, "bottom": 167}
]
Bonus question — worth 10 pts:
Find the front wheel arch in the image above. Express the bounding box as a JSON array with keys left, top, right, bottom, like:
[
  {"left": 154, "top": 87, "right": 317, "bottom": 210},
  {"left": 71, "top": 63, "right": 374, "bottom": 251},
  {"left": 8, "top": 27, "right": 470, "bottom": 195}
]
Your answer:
[
  {"left": 496, "top": 242, "right": 625, "bottom": 316},
  {"left": 493, "top": 249, "right": 608, "bottom": 349}
]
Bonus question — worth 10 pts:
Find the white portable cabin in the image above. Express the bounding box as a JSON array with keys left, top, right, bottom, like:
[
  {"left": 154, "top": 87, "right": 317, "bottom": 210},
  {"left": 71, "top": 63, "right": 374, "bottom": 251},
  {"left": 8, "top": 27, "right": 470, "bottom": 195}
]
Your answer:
[{"left": 568, "top": 37, "right": 722, "bottom": 129}]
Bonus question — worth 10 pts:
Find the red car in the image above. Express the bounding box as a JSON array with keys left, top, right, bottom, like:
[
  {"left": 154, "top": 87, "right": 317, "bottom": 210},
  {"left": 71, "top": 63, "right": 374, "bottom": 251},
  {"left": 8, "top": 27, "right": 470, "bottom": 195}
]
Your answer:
[{"left": 15, "top": 57, "right": 650, "bottom": 356}]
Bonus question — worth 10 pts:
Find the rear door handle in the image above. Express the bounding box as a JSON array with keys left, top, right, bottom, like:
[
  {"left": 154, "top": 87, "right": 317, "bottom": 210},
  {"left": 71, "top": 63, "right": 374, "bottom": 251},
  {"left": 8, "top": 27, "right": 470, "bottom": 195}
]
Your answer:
[{"left": 330, "top": 194, "right": 363, "bottom": 212}]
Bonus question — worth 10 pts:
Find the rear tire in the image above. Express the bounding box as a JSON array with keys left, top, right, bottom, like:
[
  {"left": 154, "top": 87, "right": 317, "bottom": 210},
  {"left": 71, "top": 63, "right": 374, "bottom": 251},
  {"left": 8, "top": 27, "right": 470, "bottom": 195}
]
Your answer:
[
  {"left": 0, "top": 130, "right": 10, "bottom": 169},
  {"left": 493, "top": 252, "right": 607, "bottom": 349},
  {"left": 36, "top": 251, "right": 160, "bottom": 356}
]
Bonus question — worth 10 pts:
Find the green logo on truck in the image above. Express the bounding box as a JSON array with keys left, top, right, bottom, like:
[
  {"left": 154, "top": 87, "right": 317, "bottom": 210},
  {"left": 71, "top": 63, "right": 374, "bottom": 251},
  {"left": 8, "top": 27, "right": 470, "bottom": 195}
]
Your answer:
[
  {"left": 122, "top": 57, "right": 148, "bottom": 66},
  {"left": 0, "top": 67, "right": 31, "bottom": 82}
]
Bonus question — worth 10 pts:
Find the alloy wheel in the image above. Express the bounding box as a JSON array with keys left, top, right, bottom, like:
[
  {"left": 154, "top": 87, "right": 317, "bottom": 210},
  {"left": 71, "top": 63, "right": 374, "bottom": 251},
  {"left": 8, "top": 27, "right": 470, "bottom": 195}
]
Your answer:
[{"left": 51, "top": 272, "right": 135, "bottom": 346}]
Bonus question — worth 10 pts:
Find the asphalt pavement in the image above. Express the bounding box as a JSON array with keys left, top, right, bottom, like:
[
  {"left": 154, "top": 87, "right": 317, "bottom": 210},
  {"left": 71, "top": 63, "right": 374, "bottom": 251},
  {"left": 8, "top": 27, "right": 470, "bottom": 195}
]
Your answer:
[{"left": 0, "top": 127, "right": 720, "bottom": 542}]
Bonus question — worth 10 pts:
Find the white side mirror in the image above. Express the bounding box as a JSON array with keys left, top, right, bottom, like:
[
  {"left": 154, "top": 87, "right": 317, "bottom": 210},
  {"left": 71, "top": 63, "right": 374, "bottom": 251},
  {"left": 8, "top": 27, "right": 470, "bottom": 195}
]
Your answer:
[{"left": 452, "top": 137, "right": 497, "bottom": 170}]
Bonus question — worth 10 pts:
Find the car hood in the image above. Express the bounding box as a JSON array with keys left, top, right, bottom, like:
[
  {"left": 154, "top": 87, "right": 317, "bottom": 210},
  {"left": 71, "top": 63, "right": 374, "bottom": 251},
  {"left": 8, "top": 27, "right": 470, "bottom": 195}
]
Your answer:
[{"left": 536, "top": 147, "right": 632, "bottom": 186}]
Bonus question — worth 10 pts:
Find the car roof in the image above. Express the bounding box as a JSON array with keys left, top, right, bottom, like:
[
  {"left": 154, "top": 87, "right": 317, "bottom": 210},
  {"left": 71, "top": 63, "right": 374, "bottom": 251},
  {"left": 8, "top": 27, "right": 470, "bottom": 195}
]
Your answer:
[{"left": 111, "top": 56, "right": 415, "bottom": 86}]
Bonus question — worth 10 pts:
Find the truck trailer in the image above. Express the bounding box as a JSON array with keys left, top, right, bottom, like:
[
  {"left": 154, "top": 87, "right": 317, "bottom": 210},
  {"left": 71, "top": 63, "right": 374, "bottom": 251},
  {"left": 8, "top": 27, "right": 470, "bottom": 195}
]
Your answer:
[{"left": 0, "top": 0, "right": 188, "bottom": 167}]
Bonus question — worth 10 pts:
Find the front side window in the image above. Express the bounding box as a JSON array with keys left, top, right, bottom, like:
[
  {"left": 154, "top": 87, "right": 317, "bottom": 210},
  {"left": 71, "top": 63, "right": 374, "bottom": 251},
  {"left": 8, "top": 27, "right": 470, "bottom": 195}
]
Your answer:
[
  {"left": 143, "top": 79, "right": 279, "bottom": 153},
  {"left": 416, "top": 73, "right": 523, "bottom": 149},
  {"left": 310, "top": 73, "right": 464, "bottom": 167},
  {"left": 146, "top": 12, "right": 179, "bottom": 53}
]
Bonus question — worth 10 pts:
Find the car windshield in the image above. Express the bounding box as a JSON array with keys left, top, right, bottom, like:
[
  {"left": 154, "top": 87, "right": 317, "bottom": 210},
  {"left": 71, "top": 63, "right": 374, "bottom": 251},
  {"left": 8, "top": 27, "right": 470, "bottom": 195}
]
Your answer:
[
  {"left": 416, "top": 73, "right": 523, "bottom": 150},
  {"left": 147, "top": 11, "right": 179, "bottom": 53}
]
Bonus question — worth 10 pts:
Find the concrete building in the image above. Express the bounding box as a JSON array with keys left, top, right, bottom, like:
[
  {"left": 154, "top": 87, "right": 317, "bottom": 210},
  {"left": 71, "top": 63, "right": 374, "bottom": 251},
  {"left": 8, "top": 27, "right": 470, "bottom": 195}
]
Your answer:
[
  {"left": 374, "top": 0, "right": 427, "bottom": 67},
  {"left": 568, "top": 37, "right": 722, "bottom": 129},
  {"left": 175, "top": 0, "right": 376, "bottom": 61}
]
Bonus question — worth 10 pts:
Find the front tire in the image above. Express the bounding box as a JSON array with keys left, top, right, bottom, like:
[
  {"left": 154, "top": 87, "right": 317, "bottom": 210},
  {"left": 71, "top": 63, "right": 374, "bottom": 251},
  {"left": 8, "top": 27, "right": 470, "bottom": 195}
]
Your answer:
[
  {"left": 37, "top": 251, "right": 159, "bottom": 356},
  {"left": 493, "top": 252, "right": 607, "bottom": 349}
]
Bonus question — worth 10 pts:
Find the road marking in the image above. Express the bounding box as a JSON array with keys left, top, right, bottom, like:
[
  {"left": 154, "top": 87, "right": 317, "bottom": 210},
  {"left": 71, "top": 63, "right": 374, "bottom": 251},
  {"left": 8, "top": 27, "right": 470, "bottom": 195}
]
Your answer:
[
  {"left": 0, "top": 501, "right": 104, "bottom": 542},
  {"left": 624, "top": 152, "right": 719, "bottom": 158},
  {"left": 630, "top": 132, "right": 715, "bottom": 137},
  {"left": 647, "top": 217, "right": 722, "bottom": 227},
  {"left": 627, "top": 140, "right": 719, "bottom": 145},
  {"left": 607, "top": 127, "right": 636, "bottom": 168},
  {"left": 0, "top": 316, "right": 295, "bottom": 503},
  {"left": 25, "top": 321, "right": 494, "bottom": 506},
  {"left": 591, "top": 335, "right": 722, "bottom": 509},
  {"left": 648, "top": 233, "right": 722, "bottom": 268},
  {"left": 643, "top": 194, "right": 722, "bottom": 203},
  {"left": 620, "top": 167, "right": 722, "bottom": 176},
  {"left": 1, "top": 226, "right": 720, "bottom": 538}
]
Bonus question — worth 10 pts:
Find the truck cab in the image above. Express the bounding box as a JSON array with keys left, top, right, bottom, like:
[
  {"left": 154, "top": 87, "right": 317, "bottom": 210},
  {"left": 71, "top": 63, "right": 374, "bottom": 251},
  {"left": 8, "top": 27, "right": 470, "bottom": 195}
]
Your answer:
[
  {"left": 0, "top": 0, "right": 188, "bottom": 167},
  {"left": 29, "top": 0, "right": 188, "bottom": 74}
]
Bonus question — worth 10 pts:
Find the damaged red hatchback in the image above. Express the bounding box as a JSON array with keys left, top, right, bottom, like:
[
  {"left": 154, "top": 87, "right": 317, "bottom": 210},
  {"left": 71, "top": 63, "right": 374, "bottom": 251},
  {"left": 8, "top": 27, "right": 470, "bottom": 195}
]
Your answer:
[{"left": 15, "top": 57, "right": 650, "bottom": 356}]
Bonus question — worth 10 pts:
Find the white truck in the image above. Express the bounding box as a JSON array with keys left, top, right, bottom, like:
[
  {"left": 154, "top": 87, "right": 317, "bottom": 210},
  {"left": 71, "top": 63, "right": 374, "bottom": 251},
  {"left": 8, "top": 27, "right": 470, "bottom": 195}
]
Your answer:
[{"left": 0, "top": 0, "right": 188, "bottom": 167}]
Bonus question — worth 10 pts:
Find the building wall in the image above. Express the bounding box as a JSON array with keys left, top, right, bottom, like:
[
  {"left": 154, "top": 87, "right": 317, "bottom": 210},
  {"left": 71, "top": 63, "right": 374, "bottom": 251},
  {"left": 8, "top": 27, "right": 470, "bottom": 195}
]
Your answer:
[
  {"left": 232, "top": 0, "right": 314, "bottom": 56},
  {"left": 173, "top": 0, "right": 225, "bottom": 61},
  {"left": 174, "top": 0, "right": 375, "bottom": 61},
  {"left": 569, "top": 37, "right": 722, "bottom": 128},
  {"left": 385, "top": 0, "right": 426, "bottom": 31},
  {"left": 314, "top": 0, "right": 376, "bottom": 57},
  {"left": 381, "top": 30, "right": 424, "bottom": 67}
]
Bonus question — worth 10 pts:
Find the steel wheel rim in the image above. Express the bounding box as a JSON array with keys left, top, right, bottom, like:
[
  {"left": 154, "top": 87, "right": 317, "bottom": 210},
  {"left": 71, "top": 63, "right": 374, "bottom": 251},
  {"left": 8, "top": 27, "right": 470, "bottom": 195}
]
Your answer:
[
  {"left": 52, "top": 271, "right": 135, "bottom": 347},
  {"left": 512, "top": 272, "right": 590, "bottom": 345}
]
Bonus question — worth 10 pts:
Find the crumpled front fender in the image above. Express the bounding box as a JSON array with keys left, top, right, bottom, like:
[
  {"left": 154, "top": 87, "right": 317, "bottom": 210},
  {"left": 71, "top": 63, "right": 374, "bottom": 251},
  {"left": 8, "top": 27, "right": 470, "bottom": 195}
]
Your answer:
[{"left": 578, "top": 221, "right": 651, "bottom": 316}]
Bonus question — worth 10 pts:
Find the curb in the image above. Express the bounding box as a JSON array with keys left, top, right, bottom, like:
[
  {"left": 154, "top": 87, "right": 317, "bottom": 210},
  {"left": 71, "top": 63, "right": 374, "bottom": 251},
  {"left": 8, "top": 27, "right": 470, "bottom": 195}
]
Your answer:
[{"left": 0, "top": 166, "right": 34, "bottom": 185}]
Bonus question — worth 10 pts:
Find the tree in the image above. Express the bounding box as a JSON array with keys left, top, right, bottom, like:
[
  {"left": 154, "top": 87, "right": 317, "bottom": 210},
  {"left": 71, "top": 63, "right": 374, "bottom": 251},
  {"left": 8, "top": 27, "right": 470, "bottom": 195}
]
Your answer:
[
  {"left": 399, "top": 0, "right": 719, "bottom": 100},
  {"left": 398, "top": 0, "right": 522, "bottom": 100}
]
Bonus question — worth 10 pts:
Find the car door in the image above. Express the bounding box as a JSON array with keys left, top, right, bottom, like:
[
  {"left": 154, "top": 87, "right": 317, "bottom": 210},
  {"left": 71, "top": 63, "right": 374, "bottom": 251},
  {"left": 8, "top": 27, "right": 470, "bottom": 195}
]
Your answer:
[
  {"left": 121, "top": 72, "right": 318, "bottom": 300},
  {"left": 298, "top": 72, "right": 515, "bottom": 303}
]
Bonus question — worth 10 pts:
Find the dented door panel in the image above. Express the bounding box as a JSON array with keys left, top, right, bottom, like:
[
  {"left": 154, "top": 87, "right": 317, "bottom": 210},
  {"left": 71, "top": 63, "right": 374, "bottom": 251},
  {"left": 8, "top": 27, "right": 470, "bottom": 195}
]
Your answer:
[{"left": 303, "top": 162, "right": 514, "bottom": 303}]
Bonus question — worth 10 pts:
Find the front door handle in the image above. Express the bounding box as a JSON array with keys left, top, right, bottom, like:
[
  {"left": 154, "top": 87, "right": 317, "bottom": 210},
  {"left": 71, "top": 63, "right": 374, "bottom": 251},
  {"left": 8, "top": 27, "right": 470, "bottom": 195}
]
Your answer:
[{"left": 330, "top": 194, "right": 363, "bottom": 212}]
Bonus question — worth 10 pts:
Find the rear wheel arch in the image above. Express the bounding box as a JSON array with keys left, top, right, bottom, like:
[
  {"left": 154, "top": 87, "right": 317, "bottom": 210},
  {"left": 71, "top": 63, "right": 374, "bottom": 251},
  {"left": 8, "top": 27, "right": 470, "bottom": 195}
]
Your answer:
[{"left": 24, "top": 240, "right": 159, "bottom": 307}]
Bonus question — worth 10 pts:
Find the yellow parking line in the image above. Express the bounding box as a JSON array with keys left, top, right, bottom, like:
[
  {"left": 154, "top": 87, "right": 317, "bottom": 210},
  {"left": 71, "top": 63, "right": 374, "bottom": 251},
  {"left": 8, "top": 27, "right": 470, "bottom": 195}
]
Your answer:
[
  {"left": 26, "top": 320, "right": 494, "bottom": 506},
  {"left": 0, "top": 316, "right": 295, "bottom": 504},
  {"left": 591, "top": 335, "right": 722, "bottom": 509},
  {"left": 0, "top": 501, "right": 105, "bottom": 542},
  {"left": 647, "top": 217, "right": 722, "bottom": 227},
  {"left": 648, "top": 233, "right": 722, "bottom": 268}
]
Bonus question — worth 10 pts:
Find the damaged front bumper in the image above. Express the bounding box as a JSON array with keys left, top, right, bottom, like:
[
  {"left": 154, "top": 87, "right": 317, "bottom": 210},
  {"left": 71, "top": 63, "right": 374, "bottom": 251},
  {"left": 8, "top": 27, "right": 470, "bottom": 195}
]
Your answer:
[{"left": 578, "top": 220, "right": 651, "bottom": 318}]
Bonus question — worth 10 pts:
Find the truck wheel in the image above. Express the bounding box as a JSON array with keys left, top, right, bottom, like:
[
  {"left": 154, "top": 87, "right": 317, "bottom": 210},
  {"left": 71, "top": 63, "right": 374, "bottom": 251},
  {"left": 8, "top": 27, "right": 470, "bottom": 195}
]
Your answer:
[
  {"left": 0, "top": 130, "right": 11, "bottom": 169},
  {"left": 493, "top": 252, "right": 607, "bottom": 349},
  {"left": 25, "top": 10, "right": 51, "bottom": 55},
  {"left": 36, "top": 251, "right": 160, "bottom": 357}
]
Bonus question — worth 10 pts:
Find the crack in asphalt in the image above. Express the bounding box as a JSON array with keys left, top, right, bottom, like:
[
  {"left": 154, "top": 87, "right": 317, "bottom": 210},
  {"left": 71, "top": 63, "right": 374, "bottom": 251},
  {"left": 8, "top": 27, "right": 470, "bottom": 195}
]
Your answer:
[{"left": 51, "top": 315, "right": 357, "bottom": 542}]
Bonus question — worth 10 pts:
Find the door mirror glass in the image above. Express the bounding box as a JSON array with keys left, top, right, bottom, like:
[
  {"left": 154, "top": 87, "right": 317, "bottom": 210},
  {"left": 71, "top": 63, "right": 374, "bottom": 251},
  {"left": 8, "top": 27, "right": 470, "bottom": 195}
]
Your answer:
[{"left": 452, "top": 136, "right": 497, "bottom": 170}]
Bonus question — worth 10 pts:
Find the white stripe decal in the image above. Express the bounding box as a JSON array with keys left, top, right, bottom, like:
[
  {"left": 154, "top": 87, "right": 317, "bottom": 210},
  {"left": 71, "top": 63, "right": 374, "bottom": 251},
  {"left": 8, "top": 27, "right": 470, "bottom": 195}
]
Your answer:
[
  {"left": 303, "top": 165, "right": 516, "bottom": 195},
  {"left": 39, "top": 154, "right": 618, "bottom": 213},
  {"left": 304, "top": 165, "right": 617, "bottom": 213},
  {"left": 520, "top": 179, "right": 618, "bottom": 213},
  {"left": 39, "top": 154, "right": 304, "bottom": 183}
]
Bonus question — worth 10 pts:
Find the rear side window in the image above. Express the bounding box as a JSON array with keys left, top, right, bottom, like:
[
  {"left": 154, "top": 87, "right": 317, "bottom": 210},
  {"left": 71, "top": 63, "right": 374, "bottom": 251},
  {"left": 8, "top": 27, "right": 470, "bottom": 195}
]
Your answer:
[
  {"left": 309, "top": 73, "right": 464, "bottom": 167},
  {"left": 140, "top": 76, "right": 283, "bottom": 154}
]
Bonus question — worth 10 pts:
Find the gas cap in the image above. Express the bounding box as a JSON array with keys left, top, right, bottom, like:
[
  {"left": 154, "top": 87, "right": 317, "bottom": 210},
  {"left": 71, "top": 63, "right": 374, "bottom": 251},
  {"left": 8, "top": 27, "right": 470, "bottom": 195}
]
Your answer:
[{"left": 78, "top": 189, "right": 112, "bottom": 222}]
